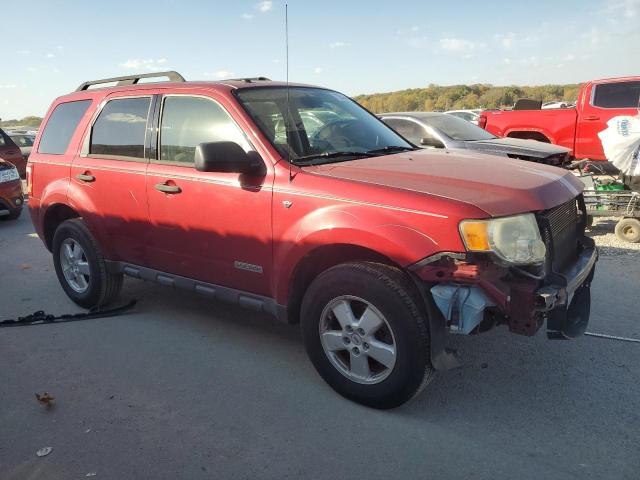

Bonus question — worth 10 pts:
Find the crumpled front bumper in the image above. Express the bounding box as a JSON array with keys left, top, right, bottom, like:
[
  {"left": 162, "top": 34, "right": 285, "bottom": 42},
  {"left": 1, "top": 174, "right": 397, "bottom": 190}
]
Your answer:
[{"left": 536, "top": 237, "right": 597, "bottom": 339}]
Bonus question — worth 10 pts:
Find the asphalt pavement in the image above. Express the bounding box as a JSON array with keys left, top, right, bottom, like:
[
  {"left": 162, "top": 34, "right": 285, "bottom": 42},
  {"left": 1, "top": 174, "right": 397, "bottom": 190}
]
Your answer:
[{"left": 1, "top": 211, "right": 639, "bottom": 480}]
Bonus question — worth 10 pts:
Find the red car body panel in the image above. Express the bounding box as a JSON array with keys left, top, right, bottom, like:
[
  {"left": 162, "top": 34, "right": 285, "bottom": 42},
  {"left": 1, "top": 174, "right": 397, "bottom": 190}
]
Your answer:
[
  {"left": 29, "top": 81, "right": 581, "bottom": 308},
  {"left": 481, "top": 76, "right": 640, "bottom": 161},
  {"left": 0, "top": 159, "right": 23, "bottom": 214}
]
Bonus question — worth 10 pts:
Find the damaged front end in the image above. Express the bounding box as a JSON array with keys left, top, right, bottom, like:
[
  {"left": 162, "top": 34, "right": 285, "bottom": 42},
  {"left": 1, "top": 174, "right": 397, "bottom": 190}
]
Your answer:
[{"left": 410, "top": 196, "right": 597, "bottom": 368}]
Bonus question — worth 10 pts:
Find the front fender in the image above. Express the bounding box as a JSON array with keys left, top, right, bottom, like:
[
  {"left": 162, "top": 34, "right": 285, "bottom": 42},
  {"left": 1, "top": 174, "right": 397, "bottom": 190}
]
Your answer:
[{"left": 273, "top": 204, "right": 445, "bottom": 303}]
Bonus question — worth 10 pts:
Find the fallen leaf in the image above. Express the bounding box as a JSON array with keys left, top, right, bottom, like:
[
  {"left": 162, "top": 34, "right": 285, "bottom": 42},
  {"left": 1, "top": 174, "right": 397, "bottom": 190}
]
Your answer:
[
  {"left": 35, "top": 392, "right": 55, "bottom": 407},
  {"left": 36, "top": 447, "right": 52, "bottom": 457},
  {"left": 20, "top": 264, "right": 32, "bottom": 270},
  {"left": 86, "top": 473, "right": 97, "bottom": 477}
]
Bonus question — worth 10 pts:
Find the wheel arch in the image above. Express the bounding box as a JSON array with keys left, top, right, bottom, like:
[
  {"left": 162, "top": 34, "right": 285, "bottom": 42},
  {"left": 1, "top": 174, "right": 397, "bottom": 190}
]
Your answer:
[
  {"left": 285, "top": 243, "right": 402, "bottom": 325},
  {"left": 506, "top": 130, "right": 552, "bottom": 143},
  {"left": 42, "top": 203, "right": 81, "bottom": 251}
]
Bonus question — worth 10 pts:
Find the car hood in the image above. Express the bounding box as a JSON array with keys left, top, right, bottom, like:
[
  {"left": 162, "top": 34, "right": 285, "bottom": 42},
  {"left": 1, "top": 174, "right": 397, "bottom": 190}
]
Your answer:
[
  {"left": 303, "top": 149, "right": 583, "bottom": 217},
  {"left": 466, "top": 137, "right": 570, "bottom": 158}
]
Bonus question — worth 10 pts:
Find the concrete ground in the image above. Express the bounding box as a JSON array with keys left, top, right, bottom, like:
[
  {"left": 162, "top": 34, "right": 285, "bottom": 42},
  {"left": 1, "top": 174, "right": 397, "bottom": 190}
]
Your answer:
[{"left": 1, "top": 212, "right": 638, "bottom": 480}]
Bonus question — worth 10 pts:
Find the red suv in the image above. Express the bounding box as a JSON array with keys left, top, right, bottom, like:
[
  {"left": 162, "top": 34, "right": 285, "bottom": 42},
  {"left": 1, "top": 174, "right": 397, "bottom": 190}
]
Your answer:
[{"left": 28, "top": 72, "right": 597, "bottom": 408}]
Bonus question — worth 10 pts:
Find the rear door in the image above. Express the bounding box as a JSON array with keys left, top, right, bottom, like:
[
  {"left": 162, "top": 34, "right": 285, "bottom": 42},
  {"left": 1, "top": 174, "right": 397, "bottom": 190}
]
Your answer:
[
  {"left": 576, "top": 80, "right": 640, "bottom": 160},
  {"left": 70, "top": 93, "right": 155, "bottom": 263},
  {"left": 145, "top": 93, "right": 273, "bottom": 296}
]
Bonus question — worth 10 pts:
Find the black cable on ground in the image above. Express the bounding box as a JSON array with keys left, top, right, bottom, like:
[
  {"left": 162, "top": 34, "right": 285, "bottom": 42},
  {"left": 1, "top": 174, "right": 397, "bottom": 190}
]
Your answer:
[{"left": 0, "top": 300, "right": 137, "bottom": 328}]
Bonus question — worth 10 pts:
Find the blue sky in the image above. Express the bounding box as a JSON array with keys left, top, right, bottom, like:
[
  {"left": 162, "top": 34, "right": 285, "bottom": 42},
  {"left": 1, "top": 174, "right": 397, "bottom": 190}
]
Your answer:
[{"left": 1, "top": 0, "right": 639, "bottom": 118}]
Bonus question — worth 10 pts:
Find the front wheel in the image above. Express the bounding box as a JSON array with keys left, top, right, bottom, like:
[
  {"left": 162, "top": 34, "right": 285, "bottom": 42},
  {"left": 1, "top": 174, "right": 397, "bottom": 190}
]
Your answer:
[
  {"left": 301, "top": 262, "right": 434, "bottom": 409},
  {"left": 52, "top": 218, "right": 123, "bottom": 309}
]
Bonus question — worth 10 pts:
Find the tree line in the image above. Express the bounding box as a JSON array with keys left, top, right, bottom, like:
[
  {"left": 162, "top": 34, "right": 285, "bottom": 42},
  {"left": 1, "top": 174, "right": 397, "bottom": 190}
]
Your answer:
[
  {"left": 353, "top": 83, "right": 581, "bottom": 113},
  {"left": 1, "top": 82, "right": 581, "bottom": 129},
  {"left": 0, "top": 116, "right": 43, "bottom": 128}
]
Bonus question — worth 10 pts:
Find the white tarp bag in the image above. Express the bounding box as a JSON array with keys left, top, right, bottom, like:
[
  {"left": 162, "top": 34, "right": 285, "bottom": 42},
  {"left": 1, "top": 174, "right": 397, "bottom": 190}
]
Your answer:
[{"left": 598, "top": 115, "right": 640, "bottom": 176}]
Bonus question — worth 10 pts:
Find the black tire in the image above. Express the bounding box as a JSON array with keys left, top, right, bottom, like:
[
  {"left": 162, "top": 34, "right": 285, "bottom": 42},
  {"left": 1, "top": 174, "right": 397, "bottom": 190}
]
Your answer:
[
  {"left": 52, "top": 218, "right": 123, "bottom": 308},
  {"left": 0, "top": 208, "right": 21, "bottom": 221},
  {"left": 615, "top": 218, "right": 640, "bottom": 243},
  {"left": 301, "top": 262, "right": 434, "bottom": 409}
]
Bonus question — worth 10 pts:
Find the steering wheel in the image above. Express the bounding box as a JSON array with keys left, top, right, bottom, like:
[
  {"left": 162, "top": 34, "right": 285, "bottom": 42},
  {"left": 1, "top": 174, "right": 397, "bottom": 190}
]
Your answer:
[{"left": 312, "top": 119, "right": 363, "bottom": 150}]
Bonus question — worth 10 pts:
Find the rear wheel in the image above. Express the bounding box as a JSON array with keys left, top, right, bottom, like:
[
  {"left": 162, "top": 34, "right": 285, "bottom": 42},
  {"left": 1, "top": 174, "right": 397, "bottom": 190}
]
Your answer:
[
  {"left": 301, "top": 262, "right": 434, "bottom": 409},
  {"left": 52, "top": 218, "right": 123, "bottom": 308},
  {"left": 615, "top": 218, "right": 640, "bottom": 243}
]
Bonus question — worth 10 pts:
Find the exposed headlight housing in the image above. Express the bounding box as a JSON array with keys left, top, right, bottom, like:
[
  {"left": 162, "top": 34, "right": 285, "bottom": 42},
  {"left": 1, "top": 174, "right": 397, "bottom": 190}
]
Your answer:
[
  {"left": 0, "top": 167, "right": 20, "bottom": 183},
  {"left": 459, "top": 213, "right": 546, "bottom": 265}
]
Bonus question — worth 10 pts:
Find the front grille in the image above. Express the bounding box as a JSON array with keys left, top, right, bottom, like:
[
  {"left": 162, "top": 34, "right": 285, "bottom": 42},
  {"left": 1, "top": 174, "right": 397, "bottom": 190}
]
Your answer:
[{"left": 537, "top": 197, "right": 581, "bottom": 272}]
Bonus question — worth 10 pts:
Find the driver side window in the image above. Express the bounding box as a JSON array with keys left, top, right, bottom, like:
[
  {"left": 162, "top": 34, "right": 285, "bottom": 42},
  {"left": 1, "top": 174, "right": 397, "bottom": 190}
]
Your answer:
[{"left": 158, "top": 96, "right": 250, "bottom": 165}]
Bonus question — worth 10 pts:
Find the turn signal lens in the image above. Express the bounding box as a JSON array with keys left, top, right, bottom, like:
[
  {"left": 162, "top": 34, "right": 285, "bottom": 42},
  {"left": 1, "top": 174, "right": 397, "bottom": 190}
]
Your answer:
[{"left": 459, "top": 221, "right": 490, "bottom": 251}]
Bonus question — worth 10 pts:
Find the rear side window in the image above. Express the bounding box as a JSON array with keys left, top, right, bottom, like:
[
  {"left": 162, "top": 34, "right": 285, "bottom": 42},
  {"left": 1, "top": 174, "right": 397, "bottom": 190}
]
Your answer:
[
  {"left": 38, "top": 100, "right": 91, "bottom": 154},
  {"left": 90, "top": 97, "right": 151, "bottom": 159},
  {"left": 593, "top": 81, "right": 640, "bottom": 108},
  {"left": 158, "top": 96, "right": 250, "bottom": 165}
]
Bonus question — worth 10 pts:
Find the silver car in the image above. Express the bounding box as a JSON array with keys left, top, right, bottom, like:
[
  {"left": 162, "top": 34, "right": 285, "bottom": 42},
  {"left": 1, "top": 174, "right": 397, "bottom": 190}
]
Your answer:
[{"left": 380, "top": 111, "right": 571, "bottom": 166}]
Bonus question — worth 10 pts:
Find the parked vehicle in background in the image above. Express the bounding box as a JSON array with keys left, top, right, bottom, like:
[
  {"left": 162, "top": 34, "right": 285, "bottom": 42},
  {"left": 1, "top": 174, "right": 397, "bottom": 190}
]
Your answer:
[
  {"left": 444, "top": 109, "right": 480, "bottom": 124},
  {"left": 29, "top": 71, "right": 596, "bottom": 409},
  {"left": 380, "top": 112, "right": 571, "bottom": 166},
  {"left": 0, "top": 158, "right": 24, "bottom": 220},
  {"left": 0, "top": 128, "right": 26, "bottom": 177},
  {"left": 542, "top": 101, "right": 573, "bottom": 109},
  {"left": 7, "top": 131, "right": 36, "bottom": 165},
  {"left": 479, "top": 76, "right": 640, "bottom": 162}
]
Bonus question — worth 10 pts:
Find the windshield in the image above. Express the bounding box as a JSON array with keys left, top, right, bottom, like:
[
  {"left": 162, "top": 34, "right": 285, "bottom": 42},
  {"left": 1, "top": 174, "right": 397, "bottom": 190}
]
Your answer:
[
  {"left": 10, "top": 134, "right": 35, "bottom": 147},
  {"left": 427, "top": 114, "right": 496, "bottom": 141},
  {"left": 235, "top": 87, "right": 415, "bottom": 164}
]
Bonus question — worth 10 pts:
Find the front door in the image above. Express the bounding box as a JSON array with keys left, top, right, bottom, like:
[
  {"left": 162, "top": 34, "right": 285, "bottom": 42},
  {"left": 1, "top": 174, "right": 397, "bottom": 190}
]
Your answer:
[
  {"left": 145, "top": 94, "right": 273, "bottom": 296},
  {"left": 576, "top": 80, "right": 640, "bottom": 160}
]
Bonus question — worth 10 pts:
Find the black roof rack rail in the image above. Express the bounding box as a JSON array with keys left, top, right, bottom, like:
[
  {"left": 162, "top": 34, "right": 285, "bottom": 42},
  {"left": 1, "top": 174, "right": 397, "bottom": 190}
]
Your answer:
[
  {"left": 75, "top": 71, "right": 186, "bottom": 92},
  {"left": 223, "top": 77, "right": 271, "bottom": 83}
]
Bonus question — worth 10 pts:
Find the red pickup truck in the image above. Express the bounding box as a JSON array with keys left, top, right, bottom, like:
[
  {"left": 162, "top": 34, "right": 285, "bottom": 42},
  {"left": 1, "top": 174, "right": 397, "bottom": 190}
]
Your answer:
[{"left": 479, "top": 76, "right": 640, "bottom": 162}]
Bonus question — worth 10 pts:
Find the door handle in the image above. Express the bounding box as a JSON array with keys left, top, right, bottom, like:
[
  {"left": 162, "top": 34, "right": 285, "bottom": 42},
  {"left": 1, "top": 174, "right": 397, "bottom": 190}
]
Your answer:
[
  {"left": 583, "top": 115, "right": 600, "bottom": 121},
  {"left": 155, "top": 182, "right": 182, "bottom": 194},
  {"left": 76, "top": 173, "right": 96, "bottom": 182}
]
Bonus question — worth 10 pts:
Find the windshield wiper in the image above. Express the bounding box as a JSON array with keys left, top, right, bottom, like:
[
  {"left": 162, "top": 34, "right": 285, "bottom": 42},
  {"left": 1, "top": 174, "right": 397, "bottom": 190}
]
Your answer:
[
  {"left": 366, "top": 145, "right": 417, "bottom": 155},
  {"left": 293, "top": 150, "right": 375, "bottom": 165}
]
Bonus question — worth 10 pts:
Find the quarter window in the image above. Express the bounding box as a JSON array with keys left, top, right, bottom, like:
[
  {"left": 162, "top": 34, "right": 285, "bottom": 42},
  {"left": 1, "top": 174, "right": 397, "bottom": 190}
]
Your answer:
[
  {"left": 592, "top": 81, "right": 640, "bottom": 109},
  {"left": 159, "top": 96, "right": 250, "bottom": 165},
  {"left": 90, "top": 97, "right": 151, "bottom": 159},
  {"left": 38, "top": 100, "right": 91, "bottom": 154}
]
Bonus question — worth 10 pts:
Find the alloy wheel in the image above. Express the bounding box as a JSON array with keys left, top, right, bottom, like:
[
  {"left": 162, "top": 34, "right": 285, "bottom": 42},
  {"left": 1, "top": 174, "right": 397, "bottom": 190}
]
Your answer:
[
  {"left": 59, "top": 238, "right": 90, "bottom": 293},
  {"left": 319, "top": 295, "right": 397, "bottom": 385}
]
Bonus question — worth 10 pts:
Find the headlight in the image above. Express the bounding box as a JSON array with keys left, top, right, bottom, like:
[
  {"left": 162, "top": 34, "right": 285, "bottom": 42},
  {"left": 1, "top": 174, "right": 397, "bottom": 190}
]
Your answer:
[
  {"left": 459, "top": 213, "right": 546, "bottom": 265},
  {"left": 0, "top": 167, "right": 20, "bottom": 183}
]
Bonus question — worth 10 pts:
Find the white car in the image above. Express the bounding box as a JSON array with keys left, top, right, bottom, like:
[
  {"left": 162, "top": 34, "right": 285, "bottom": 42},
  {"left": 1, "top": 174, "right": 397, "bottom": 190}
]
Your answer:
[
  {"left": 542, "top": 101, "right": 573, "bottom": 109},
  {"left": 444, "top": 109, "right": 480, "bottom": 125}
]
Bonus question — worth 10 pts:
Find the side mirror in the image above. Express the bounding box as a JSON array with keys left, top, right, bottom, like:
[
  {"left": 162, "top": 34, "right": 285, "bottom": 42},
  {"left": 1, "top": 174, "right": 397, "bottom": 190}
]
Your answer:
[
  {"left": 421, "top": 137, "right": 445, "bottom": 148},
  {"left": 195, "top": 141, "right": 266, "bottom": 175}
]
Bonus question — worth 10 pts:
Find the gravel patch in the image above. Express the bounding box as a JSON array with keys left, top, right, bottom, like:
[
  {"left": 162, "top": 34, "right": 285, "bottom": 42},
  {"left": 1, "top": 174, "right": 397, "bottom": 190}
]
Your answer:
[{"left": 587, "top": 216, "right": 640, "bottom": 256}]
